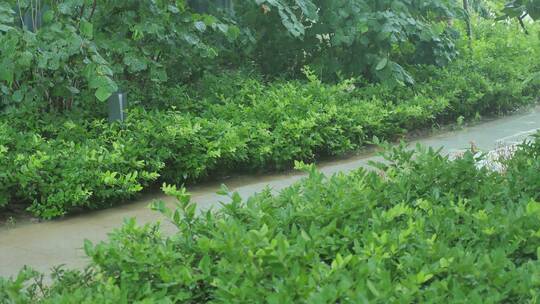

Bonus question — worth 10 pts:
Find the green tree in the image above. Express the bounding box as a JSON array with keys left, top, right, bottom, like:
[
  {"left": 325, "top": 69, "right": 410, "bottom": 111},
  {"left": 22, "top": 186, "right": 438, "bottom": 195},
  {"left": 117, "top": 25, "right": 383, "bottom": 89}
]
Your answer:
[
  {"left": 235, "top": 0, "right": 462, "bottom": 86},
  {"left": 0, "top": 0, "right": 239, "bottom": 111}
]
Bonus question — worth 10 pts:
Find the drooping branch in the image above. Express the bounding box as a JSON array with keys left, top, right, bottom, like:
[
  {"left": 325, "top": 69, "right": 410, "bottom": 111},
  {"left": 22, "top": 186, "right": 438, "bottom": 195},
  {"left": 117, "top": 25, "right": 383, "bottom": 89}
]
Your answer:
[
  {"left": 89, "top": 0, "right": 97, "bottom": 20},
  {"left": 77, "top": 3, "right": 85, "bottom": 29},
  {"left": 79, "top": 4, "right": 86, "bottom": 20}
]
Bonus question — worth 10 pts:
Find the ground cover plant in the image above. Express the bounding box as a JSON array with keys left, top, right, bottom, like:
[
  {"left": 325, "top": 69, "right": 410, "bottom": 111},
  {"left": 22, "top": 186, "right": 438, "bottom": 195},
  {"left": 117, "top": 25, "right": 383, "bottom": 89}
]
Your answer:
[{"left": 2, "top": 132, "right": 540, "bottom": 302}]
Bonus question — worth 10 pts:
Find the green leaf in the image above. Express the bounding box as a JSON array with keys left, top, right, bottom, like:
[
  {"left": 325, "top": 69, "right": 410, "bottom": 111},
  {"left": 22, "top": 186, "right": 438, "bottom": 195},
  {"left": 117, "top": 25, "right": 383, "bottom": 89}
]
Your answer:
[
  {"left": 66, "top": 85, "right": 80, "bottom": 94},
  {"left": 194, "top": 21, "right": 207, "bottom": 32},
  {"left": 95, "top": 86, "right": 113, "bottom": 102},
  {"left": 18, "top": 51, "right": 33, "bottom": 68},
  {"left": 0, "top": 24, "right": 12, "bottom": 32},
  {"left": 359, "top": 23, "right": 369, "bottom": 34},
  {"left": 43, "top": 10, "right": 54, "bottom": 23},
  {"left": 0, "top": 65, "right": 13, "bottom": 84},
  {"left": 123, "top": 55, "right": 147, "bottom": 73},
  {"left": 83, "top": 239, "right": 94, "bottom": 255},
  {"left": 12, "top": 90, "right": 23, "bottom": 102},
  {"left": 198, "top": 255, "right": 212, "bottom": 276},
  {"left": 168, "top": 4, "right": 180, "bottom": 14},
  {"left": 0, "top": 4, "right": 14, "bottom": 24},
  {"left": 217, "top": 184, "right": 230, "bottom": 196},
  {"left": 80, "top": 20, "right": 93, "bottom": 39},
  {"left": 376, "top": 58, "right": 388, "bottom": 71}
]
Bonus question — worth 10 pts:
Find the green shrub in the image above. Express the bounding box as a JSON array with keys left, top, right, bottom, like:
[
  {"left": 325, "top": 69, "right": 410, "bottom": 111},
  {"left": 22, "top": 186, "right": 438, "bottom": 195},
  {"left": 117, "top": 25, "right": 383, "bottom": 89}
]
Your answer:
[
  {"left": 4, "top": 133, "right": 540, "bottom": 302},
  {"left": 0, "top": 115, "right": 164, "bottom": 218},
  {"left": 505, "top": 133, "right": 540, "bottom": 201},
  {"left": 0, "top": 122, "right": 14, "bottom": 207},
  {"left": 0, "top": 21, "right": 539, "bottom": 218}
]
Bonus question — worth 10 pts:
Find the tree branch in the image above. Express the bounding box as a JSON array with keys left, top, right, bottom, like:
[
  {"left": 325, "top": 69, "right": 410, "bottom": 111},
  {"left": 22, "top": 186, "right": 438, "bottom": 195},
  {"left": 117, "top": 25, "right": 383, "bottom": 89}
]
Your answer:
[
  {"left": 518, "top": 14, "right": 529, "bottom": 35},
  {"left": 89, "top": 0, "right": 97, "bottom": 20}
]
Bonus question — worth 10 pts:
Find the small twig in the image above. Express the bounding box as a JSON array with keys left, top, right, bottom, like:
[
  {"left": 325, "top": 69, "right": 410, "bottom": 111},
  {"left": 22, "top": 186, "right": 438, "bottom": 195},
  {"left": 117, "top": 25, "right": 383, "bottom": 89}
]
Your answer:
[
  {"left": 518, "top": 13, "right": 529, "bottom": 35},
  {"left": 78, "top": 4, "right": 86, "bottom": 29},
  {"left": 89, "top": 0, "right": 97, "bottom": 20},
  {"left": 30, "top": 0, "right": 36, "bottom": 31},
  {"left": 16, "top": 0, "right": 25, "bottom": 29},
  {"left": 36, "top": 0, "right": 40, "bottom": 29}
]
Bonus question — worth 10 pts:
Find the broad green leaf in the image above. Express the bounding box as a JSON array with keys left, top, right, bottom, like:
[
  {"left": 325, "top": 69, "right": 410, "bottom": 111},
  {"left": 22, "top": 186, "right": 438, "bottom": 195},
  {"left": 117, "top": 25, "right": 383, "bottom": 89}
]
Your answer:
[
  {"left": 376, "top": 58, "right": 388, "bottom": 71},
  {"left": 95, "top": 86, "right": 113, "bottom": 102},
  {"left": 12, "top": 90, "right": 23, "bottom": 102},
  {"left": 0, "top": 65, "right": 14, "bottom": 84},
  {"left": 80, "top": 20, "right": 93, "bottom": 39}
]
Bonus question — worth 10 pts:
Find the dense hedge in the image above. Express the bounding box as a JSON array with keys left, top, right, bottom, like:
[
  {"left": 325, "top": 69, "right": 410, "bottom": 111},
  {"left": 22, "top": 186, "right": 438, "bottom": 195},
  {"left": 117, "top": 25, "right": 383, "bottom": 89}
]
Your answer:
[
  {"left": 2, "top": 132, "right": 540, "bottom": 302},
  {"left": 1, "top": 23, "right": 539, "bottom": 218}
]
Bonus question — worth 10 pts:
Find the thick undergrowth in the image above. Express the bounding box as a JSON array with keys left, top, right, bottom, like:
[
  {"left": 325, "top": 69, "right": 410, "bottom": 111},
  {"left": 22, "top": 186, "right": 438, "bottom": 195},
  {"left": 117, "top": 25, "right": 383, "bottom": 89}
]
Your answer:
[
  {"left": 1, "top": 22, "right": 540, "bottom": 218},
  {"left": 2, "top": 132, "right": 540, "bottom": 303}
]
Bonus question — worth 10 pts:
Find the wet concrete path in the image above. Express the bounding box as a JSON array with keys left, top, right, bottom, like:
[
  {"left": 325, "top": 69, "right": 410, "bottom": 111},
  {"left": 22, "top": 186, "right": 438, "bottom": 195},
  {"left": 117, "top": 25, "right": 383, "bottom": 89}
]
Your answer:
[{"left": 1, "top": 106, "right": 540, "bottom": 279}]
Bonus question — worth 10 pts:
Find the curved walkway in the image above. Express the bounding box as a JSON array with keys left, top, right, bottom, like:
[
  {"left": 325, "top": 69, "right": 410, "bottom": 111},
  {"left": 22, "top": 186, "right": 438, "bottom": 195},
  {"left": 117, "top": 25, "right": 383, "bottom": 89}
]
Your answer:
[{"left": 1, "top": 106, "right": 540, "bottom": 278}]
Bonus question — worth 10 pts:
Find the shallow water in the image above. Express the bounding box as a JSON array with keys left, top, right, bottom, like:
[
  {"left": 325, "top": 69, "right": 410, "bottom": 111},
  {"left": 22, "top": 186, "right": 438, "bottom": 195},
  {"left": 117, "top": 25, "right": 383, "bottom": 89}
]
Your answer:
[{"left": 1, "top": 106, "right": 540, "bottom": 278}]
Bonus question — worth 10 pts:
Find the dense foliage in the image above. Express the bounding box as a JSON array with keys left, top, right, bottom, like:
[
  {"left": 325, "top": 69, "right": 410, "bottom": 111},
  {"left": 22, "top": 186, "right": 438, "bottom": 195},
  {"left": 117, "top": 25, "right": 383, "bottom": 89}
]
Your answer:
[
  {"left": 0, "top": 0, "right": 470, "bottom": 112},
  {"left": 237, "top": 0, "right": 462, "bottom": 84},
  {"left": 1, "top": 1, "right": 540, "bottom": 300},
  {"left": 1, "top": 22, "right": 539, "bottom": 218},
  {"left": 0, "top": 0, "right": 240, "bottom": 110},
  {"left": 2, "top": 131, "right": 540, "bottom": 302},
  {"left": 1, "top": 0, "right": 536, "bottom": 112}
]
